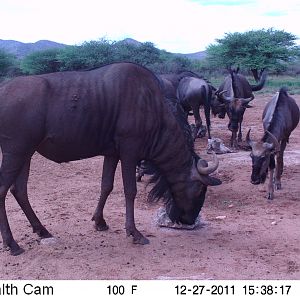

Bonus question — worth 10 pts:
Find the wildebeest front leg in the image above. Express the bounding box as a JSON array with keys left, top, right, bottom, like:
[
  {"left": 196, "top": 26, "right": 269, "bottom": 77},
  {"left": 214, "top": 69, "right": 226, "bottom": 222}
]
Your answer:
[
  {"left": 267, "top": 155, "right": 276, "bottom": 200},
  {"left": 0, "top": 153, "right": 30, "bottom": 255},
  {"left": 10, "top": 158, "right": 52, "bottom": 239},
  {"left": 230, "top": 131, "right": 238, "bottom": 149},
  {"left": 275, "top": 140, "right": 287, "bottom": 190},
  {"left": 268, "top": 168, "right": 275, "bottom": 200},
  {"left": 92, "top": 156, "right": 119, "bottom": 231},
  {"left": 238, "top": 121, "right": 243, "bottom": 142},
  {"left": 120, "top": 144, "right": 149, "bottom": 245}
]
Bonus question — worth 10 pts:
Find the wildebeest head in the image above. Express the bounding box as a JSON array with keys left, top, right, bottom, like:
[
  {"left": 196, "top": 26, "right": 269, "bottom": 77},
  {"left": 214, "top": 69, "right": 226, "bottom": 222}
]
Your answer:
[
  {"left": 221, "top": 95, "right": 253, "bottom": 132},
  {"left": 166, "top": 152, "right": 221, "bottom": 225},
  {"left": 215, "top": 70, "right": 257, "bottom": 136},
  {"left": 211, "top": 90, "right": 226, "bottom": 119},
  {"left": 246, "top": 129, "right": 280, "bottom": 184}
]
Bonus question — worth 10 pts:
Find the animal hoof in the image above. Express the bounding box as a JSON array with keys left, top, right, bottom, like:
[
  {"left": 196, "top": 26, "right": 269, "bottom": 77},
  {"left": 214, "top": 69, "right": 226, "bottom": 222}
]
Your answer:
[
  {"left": 95, "top": 223, "right": 109, "bottom": 231},
  {"left": 10, "top": 246, "right": 25, "bottom": 256},
  {"left": 275, "top": 183, "right": 282, "bottom": 190},
  {"left": 34, "top": 228, "right": 52, "bottom": 238},
  {"left": 133, "top": 236, "right": 150, "bottom": 245},
  {"left": 196, "top": 126, "right": 207, "bottom": 138},
  {"left": 267, "top": 193, "right": 274, "bottom": 200}
]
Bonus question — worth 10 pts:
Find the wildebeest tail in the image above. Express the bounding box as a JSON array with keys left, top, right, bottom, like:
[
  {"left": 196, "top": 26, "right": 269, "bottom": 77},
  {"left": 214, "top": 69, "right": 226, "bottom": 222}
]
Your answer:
[{"left": 251, "top": 70, "right": 267, "bottom": 91}]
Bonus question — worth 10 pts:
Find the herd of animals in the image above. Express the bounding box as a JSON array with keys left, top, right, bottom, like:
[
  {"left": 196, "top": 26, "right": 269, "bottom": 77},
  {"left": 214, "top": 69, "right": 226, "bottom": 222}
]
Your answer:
[{"left": 0, "top": 62, "right": 299, "bottom": 256}]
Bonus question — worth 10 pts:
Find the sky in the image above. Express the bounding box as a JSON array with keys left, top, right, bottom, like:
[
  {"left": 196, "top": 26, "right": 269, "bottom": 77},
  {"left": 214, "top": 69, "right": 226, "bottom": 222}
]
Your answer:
[{"left": 0, "top": 0, "right": 299, "bottom": 53}]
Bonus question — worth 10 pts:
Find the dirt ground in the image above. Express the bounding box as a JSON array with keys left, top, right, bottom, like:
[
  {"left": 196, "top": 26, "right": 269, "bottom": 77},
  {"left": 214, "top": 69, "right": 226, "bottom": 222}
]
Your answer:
[{"left": 0, "top": 94, "right": 299, "bottom": 280}]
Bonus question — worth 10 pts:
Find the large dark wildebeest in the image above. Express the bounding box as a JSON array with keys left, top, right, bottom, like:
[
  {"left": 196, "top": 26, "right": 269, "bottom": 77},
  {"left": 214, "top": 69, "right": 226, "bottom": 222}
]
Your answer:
[
  {"left": 0, "top": 62, "right": 221, "bottom": 255},
  {"left": 214, "top": 69, "right": 267, "bottom": 148},
  {"left": 246, "top": 87, "right": 299, "bottom": 199},
  {"left": 160, "top": 71, "right": 216, "bottom": 139}
]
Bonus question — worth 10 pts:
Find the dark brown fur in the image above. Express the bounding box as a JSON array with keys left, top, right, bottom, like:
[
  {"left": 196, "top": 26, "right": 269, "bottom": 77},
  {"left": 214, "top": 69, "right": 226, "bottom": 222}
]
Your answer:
[
  {"left": 247, "top": 87, "right": 299, "bottom": 199},
  {"left": 0, "top": 63, "right": 221, "bottom": 255},
  {"left": 216, "top": 70, "right": 267, "bottom": 148}
]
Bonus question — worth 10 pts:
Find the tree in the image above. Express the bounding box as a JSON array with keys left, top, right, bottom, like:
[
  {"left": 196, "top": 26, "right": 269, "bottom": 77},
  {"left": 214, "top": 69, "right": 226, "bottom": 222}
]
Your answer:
[
  {"left": 114, "top": 41, "right": 163, "bottom": 67},
  {"left": 0, "top": 49, "right": 17, "bottom": 78},
  {"left": 58, "top": 39, "right": 115, "bottom": 71},
  {"left": 114, "top": 42, "right": 139, "bottom": 62},
  {"left": 21, "top": 49, "right": 62, "bottom": 75},
  {"left": 133, "top": 42, "right": 162, "bottom": 66},
  {"left": 206, "top": 28, "right": 300, "bottom": 81}
]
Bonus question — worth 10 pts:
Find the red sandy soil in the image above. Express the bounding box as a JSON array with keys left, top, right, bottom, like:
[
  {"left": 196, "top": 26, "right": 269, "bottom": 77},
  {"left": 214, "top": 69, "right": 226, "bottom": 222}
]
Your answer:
[{"left": 0, "top": 94, "right": 299, "bottom": 280}]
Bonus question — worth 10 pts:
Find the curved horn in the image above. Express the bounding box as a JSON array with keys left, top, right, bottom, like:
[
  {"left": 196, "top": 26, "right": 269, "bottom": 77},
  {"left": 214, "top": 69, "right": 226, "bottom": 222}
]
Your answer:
[
  {"left": 246, "top": 128, "right": 253, "bottom": 147},
  {"left": 266, "top": 131, "right": 280, "bottom": 152},
  {"left": 218, "top": 90, "right": 233, "bottom": 102},
  {"left": 240, "top": 95, "right": 254, "bottom": 105},
  {"left": 197, "top": 152, "right": 219, "bottom": 175}
]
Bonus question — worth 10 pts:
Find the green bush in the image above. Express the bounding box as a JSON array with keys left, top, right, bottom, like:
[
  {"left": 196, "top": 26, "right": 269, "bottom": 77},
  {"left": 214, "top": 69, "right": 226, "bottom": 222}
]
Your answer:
[
  {"left": 0, "top": 49, "right": 18, "bottom": 78},
  {"left": 21, "top": 49, "right": 62, "bottom": 75}
]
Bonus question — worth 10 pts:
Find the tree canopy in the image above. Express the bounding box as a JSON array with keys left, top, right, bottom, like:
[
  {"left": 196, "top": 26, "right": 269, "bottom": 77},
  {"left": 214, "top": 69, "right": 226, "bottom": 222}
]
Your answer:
[
  {"left": 19, "top": 39, "right": 194, "bottom": 75},
  {"left": 21, "top": 48, "right": 62, "bottom": 75},
  {"left": 0, "top": 49, "right": 18, "bottom": 78},
  {"left": 206, "top": 28, "right": 300, "bottom": 80}
]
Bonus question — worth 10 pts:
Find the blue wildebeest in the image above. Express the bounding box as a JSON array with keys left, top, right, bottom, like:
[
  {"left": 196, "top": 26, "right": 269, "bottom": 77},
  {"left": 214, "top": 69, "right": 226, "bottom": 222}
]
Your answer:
[
  {"left": 0, "top": 62, "right": 221, "bottom": 255},
  {"left": 213, "top": 69, "right": 267, "bottom": 148},
  {"left": 246, "top": 87, "right": 299, "bottom": 199},
  {"left": 160, "top": 71, "right": 216, "bottom": 139}
]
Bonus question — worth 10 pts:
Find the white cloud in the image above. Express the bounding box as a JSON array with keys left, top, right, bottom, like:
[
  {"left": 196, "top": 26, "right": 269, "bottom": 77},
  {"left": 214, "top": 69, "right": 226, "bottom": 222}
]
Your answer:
[{"left": 0, "top": 0, "right": 299, "bottom": 53}]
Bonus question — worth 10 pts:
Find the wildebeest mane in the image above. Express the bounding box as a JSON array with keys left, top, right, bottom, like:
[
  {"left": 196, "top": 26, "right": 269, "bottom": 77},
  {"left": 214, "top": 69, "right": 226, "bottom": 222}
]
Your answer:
[
  {"left": 262, "top": 87, "right": 289, "bottom": 142},
  {"left": 147, "top": 95, "right": 197, "bottom": 204},
  {"left": 230, "top": 69, "right": 239, "bottom": 97}
]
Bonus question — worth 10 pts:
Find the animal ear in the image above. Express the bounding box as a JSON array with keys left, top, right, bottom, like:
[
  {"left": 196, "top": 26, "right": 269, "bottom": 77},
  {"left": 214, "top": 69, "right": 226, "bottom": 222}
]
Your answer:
[
  {"left": 263, "top": 142, "right": 279, "bottom": 154},
  {"left": 263, "top": 142, "right": 274, "bottom": 150},
  {"left": 199, "top": 175, "right": 222, "bottom": 186},
  {"left": 265, "top": 131, "right": 280, "bottom": 153}
]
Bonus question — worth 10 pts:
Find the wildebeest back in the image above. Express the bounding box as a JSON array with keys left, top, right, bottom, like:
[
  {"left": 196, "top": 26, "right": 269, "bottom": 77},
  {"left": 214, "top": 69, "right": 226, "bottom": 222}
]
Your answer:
[{"left": 0, "top": 63, "right": 171, "bottom": 163}]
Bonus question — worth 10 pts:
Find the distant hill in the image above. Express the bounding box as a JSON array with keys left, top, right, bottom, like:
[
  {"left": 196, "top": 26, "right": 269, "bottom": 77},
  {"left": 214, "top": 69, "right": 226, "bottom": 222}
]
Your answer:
[
  {"left": 120, "top": 38, "right": 206, "bottom": 60},
  {"left": 175, "top": 51, "right": 207, "bottom": 60},
  {"left": 0, "top": 39, "right": 67, "bottom": 58},
  {"left": 0, "top": 38, "right": 206, "bottom": 60},
  {"left": 118, "top": 38, "right": 142, "bottom": 47}
]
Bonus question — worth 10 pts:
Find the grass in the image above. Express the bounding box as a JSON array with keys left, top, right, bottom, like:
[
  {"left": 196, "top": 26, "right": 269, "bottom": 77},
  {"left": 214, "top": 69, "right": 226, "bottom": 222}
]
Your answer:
[
  {"left": 259, "top": 75, "right": 300, "bottom": 95},
  {"left": 208, "top": 75, "right": 300, "bottom": 95}
]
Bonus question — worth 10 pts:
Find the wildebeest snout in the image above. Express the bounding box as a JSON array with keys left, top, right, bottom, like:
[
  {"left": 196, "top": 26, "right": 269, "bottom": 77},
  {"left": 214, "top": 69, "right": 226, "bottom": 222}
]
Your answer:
[{"left": 251, "top": 168, "right": 267, "bottom": 185}]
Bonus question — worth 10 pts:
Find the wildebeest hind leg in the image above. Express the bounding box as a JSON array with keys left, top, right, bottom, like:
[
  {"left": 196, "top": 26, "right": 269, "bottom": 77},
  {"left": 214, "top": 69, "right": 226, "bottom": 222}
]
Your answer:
[
  {"left": 275, "top": 140, "right": 287, "bottom": 190},
  {"left": 120, "top": 144, "right": 149, "bottom": 245},
  {"left": 10, "top": 158, "right": 52, "bottom": 239},
  {"left": 204, "top": 106, "right": 211, "bottom": 139},
  {"left": 193, "top": 106, "right": 205, "bottom": 138},
  {"left": 92, "top": 156, "right": 119, "bottom": 231}
]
